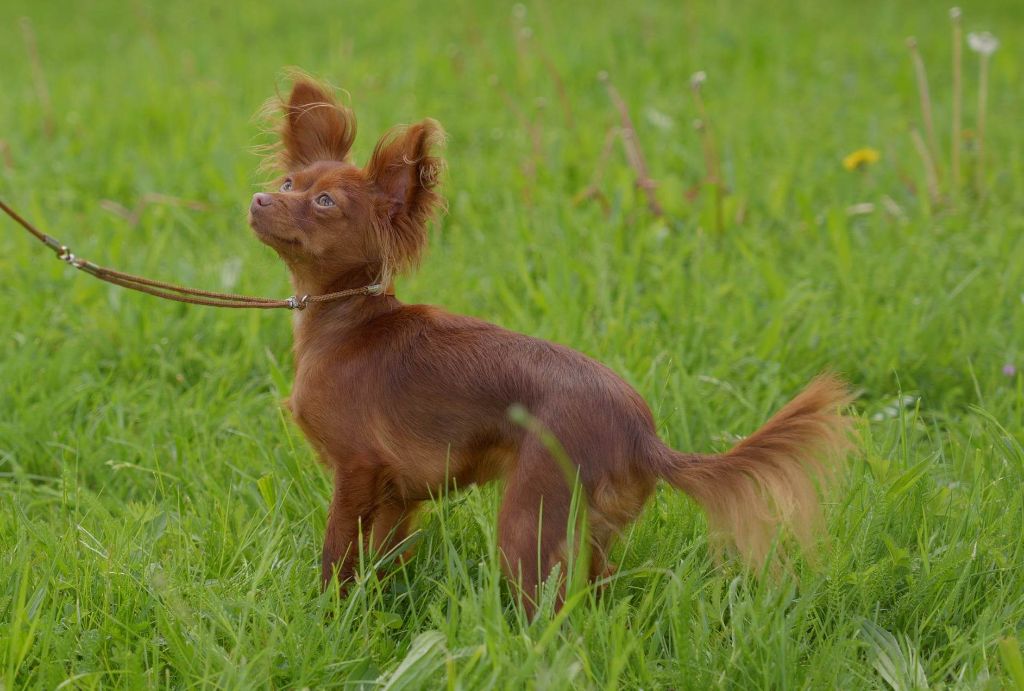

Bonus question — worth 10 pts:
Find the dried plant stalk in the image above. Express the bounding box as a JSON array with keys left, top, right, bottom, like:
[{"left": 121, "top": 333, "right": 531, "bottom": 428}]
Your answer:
[
  {"left": 573, "top": 126, "right": 619, "bottom": 215},
  {"left": 911, "top": 128, "right": 940, "bottom": 207},
  {"left": 599, "top": 72, "right": 664, "bottom": 218},
  {"left": 950, "top": 9, "right": 963, "bottom": 195},
  {"left": 907, "top": 38, "right": 942, "bottom": 190},
  {"left": 976, "top": 52, "right": 992, "bottom": 195},
  {"left": 19, "top": 17, "right": 54, "bottom": 136},
  {"left": 691, "top": 73, "right": 724, "bottom": 234}
]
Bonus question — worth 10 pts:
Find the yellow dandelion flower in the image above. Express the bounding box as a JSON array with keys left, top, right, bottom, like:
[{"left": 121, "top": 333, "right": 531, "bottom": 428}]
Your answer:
[{"left": 842, "top": 147, "right": 881, "bottom": 171}]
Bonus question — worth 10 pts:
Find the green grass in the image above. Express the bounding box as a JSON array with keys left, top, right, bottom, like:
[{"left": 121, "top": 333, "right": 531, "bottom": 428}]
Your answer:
[{"left": 1, "top": 0, "right": 1023, "bottom": 687}]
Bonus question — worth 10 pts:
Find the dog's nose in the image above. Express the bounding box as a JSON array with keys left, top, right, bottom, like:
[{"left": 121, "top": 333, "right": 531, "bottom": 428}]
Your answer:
[{"left": 250, "top": 193, "right": 273, "bottom": 211}]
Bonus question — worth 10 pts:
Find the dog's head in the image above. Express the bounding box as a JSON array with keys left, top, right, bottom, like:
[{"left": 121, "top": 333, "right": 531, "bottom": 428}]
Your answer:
[{"left": 249, "top": 77, "right": 444, "bottom": 286}]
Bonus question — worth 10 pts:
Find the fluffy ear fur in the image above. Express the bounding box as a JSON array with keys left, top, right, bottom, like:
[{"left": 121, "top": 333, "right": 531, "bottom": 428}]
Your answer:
[
  {"left": 276, "top": 78, "right": 357, "bottom": 170},
  {"left": 366, "top": 119, "right": 446, "bottom": 276}
]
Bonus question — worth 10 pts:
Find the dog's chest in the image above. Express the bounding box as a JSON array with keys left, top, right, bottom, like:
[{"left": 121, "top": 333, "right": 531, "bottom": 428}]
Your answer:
[{"left": 287, "top": 351, "right": 366, "bottom": 455}]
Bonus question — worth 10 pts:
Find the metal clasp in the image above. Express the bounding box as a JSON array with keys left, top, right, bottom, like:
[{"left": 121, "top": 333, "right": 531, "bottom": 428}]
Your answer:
[
  {"left": 57, "top": 245, "right": 82, "bottom": 267},
  {"left": 286, "top": 294, "right": 309, "bottom": 310}
]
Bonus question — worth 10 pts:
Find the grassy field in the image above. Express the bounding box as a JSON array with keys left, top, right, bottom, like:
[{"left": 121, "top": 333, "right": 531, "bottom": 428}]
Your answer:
[{"left": 2, "top": 0, "right": 1023, "bottom": 687}]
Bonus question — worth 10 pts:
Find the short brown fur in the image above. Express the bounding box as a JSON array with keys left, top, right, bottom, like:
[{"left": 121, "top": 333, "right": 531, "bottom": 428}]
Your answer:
[{"left": 248, "top": 77, "right": 854, "bottom": 615}]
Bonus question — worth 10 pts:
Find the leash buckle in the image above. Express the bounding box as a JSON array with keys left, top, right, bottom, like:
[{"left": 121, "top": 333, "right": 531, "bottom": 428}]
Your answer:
[
  {"left": 57, "top": 245, "right": 82, "bottom": 267},
  {"left": 286, "top": 294, "right": 309, "bottom": 310}
]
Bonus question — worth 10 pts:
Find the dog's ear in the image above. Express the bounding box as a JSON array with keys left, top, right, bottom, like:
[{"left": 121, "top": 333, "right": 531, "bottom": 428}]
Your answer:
[
  {"left": 278, "top": 79, "right": 357, "bottom": 169},
  {"left": 366, "top": 119, "right": 446, "bottom": 274}
]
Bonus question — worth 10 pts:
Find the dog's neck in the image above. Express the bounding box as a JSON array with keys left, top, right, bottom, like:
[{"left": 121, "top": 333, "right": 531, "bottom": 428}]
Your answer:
[{"left": 287, "top": 265, "right": 399, "bottom": 360}]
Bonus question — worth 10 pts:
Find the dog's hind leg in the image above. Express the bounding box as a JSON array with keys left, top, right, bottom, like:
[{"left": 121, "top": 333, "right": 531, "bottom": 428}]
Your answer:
[
  {"left": 497, "top": 440, "right": 574, "bottom": 617},
  {"left": 586, "top": 474, "right": 656, "bottom": 586}
]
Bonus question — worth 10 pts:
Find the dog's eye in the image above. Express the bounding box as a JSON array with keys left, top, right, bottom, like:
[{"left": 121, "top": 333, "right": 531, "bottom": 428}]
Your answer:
[
  {"left": 315, "top": 193, "right": 335, "bottom": 207},
  {"left": 280, "top": 179, "right": 293, "bottom": 192}
]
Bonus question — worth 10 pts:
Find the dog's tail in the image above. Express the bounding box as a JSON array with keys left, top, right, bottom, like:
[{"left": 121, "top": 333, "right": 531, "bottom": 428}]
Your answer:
[{"left": 655, "top": 374, "right": 854, "bottom": 567}]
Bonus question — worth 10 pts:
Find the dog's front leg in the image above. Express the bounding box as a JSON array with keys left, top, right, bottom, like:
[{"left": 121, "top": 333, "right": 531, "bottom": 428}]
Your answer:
[{"left": 321, "top": 464, "right": 379, "bottom": 589}]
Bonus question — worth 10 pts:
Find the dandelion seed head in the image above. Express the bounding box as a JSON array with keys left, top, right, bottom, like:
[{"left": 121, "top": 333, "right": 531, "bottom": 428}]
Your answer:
[
  {"left": 645, "top": 107, "right": 675, "bottom": 131},
  {"left": 949, "top": 7, "right": 961, "bottom": 21},
  {"left": 968, "top": 31, "right": 999, "bottom": 55},
  {"left": 690, "top": 71, "right": 707, "bottom": 89}
]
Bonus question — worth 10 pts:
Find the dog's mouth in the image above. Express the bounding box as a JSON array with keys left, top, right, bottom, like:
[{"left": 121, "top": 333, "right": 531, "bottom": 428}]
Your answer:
[
  {"left": 248, "top": 214, "right": 302, "bottom": 247},
  {"left": 261, "top": 231, "right": 302, "bottom": 247}
]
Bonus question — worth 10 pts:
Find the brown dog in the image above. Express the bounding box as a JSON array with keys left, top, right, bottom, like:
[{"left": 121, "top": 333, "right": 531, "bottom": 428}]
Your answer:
[{"left": 248, "top": 77, "right": 853, "bottom": 613}]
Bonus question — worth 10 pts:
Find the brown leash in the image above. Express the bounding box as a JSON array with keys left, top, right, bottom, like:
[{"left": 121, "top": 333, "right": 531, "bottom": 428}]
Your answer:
[{"left": 0, "top": 199, "right": 383, "bottom": 310}]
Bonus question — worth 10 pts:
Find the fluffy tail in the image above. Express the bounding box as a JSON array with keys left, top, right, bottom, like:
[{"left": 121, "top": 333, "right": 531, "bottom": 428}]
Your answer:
[{"left": 658, "top": 374, "right": 854, "bottom": 567}]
